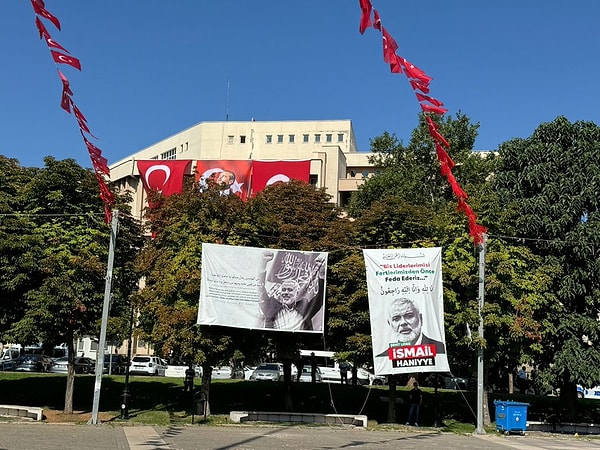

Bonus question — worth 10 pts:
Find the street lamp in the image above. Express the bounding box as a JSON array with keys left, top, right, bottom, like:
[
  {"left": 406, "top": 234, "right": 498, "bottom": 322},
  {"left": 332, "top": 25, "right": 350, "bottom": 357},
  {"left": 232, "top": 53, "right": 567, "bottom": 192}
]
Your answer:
[{"left": 120, "top": 288, "right": 136, "bottom": 420}]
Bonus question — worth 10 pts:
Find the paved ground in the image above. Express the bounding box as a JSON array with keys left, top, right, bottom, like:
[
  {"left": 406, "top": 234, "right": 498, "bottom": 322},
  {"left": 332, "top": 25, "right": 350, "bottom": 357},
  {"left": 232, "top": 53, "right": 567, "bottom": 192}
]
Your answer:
[{"left": 1, "top": 423, "right": 599, "bottom": 450}]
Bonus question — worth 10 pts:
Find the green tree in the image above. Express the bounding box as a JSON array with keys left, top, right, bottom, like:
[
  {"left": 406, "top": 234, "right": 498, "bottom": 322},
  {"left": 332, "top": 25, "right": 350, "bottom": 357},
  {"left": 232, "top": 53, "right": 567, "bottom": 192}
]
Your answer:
[
  {"left": 0, "top": 157, "right": 142, "bottom": 414},
  {"left": 246, "top": 180, "right": 352, "bottom": 409},
  {"left": 0, "top": 157, "right": 41, "bottom": 339},
  {"left": 494, "top": 116, "right": 600, "bottom": 415},
  {"left": 348, "top": 112, "right": 484, "bottom": 216},
  {"left": 344, "top": 115, "right": 549, "bottom": 413},
  {"left": 135, "top": 182, "right": 264, "bottom": 414}
]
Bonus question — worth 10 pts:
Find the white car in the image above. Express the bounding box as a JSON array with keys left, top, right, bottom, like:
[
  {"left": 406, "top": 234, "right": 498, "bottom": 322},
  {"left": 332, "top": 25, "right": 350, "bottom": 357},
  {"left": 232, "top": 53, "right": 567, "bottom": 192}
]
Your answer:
[
  {"left": 244, "top": 366, "right": 257, "bottom": 380},
  {"left": 249, "top": 363, "right": 297, "bottom": 381},
  {"left": 212, "top": 366, "right": 233, "bottom": 379},
  {"left": 129, "top": 356, "right": 166, "bottom": 376},
  {"left": 319, "top": 365, "right": 386, "bottom": 385},
  {"left": 577, "top": 385, "right": 600, "bottom": 399},
  {"left": 299, "top": 366, "right": 322, "bottom": 382},
  {"left": 250, "top": 363, "right": 283, "bottom": 381}
]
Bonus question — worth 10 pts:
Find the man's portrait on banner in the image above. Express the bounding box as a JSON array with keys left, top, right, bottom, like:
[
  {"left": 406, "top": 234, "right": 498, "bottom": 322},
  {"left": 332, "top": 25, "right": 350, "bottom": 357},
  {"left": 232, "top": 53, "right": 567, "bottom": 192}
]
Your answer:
[
  {"left": 257, "top": 250, "right": 326, "bottom": 331},
  {"left": 376, "top": 297, "right": 445, "bottom": 368}
]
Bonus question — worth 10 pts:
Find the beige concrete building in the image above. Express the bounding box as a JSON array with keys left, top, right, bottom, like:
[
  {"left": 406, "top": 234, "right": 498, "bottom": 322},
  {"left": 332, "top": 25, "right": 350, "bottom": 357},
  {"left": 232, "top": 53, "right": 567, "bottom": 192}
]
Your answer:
[{"left": 109, "top": 119, "right": 375, "bottom": 219}]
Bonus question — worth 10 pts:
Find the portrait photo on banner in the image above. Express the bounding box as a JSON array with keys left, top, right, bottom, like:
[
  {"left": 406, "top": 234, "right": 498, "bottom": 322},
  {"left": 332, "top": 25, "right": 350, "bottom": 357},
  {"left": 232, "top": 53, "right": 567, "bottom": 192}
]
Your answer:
[
  {"left": 363, "top": 247, "right": 450, "bottom": 376},
  {"left": 198, "top": 243, "right": 327, "bottom": 333}
]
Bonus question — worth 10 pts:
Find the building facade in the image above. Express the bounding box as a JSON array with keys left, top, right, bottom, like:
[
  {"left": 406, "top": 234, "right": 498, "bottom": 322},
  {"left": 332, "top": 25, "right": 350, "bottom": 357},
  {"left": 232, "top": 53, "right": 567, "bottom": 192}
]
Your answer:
[{"left": 109, "top": 119, "right": 376, "bottom": 219}]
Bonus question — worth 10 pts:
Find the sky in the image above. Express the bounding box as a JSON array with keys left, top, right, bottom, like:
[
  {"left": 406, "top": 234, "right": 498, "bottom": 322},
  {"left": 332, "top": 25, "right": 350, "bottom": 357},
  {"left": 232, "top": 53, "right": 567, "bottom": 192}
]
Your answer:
[{"left": 1, "top": 1, "right": 600, "bottom": 168}]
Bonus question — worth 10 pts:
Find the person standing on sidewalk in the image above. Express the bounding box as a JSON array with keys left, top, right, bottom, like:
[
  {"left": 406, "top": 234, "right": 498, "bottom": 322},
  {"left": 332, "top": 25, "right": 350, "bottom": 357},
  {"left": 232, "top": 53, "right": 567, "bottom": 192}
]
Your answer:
[
  {"left": 184, "top": 365, "right": 195, "bottom": 392},
  {"left": 339, "top": 362, "right": 349, "bottom": 384},
  {"left": 406, "top": 381, "right": 423, "bottom": 426}
]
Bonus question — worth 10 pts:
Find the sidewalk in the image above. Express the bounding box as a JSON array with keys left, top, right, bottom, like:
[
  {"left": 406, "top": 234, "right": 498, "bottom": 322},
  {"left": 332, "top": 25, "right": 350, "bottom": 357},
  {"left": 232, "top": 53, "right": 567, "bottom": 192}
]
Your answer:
[{"left": 1, "top": 422, "right": 599, "bottom": 450}]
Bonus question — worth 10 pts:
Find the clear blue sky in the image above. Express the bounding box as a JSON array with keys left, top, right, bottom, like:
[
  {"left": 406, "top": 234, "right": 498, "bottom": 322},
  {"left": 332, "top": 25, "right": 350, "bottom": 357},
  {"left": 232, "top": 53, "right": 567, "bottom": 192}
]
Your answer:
[{"left": 1, "top": 1, "right": 599, "bottom": 168}]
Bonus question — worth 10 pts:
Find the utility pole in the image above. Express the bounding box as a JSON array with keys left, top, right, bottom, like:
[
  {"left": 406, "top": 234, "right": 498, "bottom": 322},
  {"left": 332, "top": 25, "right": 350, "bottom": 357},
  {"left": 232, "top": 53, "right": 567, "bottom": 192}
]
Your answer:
[
  {"left": 89, "top": 210, "right": 118, "bottom": 425},
  {"left": 475, "top": 234, "right": 487, "bottom": 434}
]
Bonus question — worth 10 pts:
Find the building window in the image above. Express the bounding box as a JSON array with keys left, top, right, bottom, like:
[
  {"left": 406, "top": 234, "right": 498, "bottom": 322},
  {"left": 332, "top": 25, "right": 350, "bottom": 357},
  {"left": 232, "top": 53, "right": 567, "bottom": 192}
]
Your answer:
[
  {"left": 180, "top": 142, "right": 188, "bottom": 153},
  {"left": 160, "top": 148, "right": 176, "bottom": 160},
  {"left": 314, "top": 134, "right": 321, "bottom": 143},
  {"left": 227, "top": 135, "right": 234, "bottom": 144},
  {"left": 337, "top": 133, "right": 344, "bottom": 142},
  {"left": 289, "top": 134, "right": 295, "bottom": 143},
  {"left": 277, "top": 134, "right": 284, "bottom": 143},
  {"left": 266, "top": 134, "right": 273, "bottom": 144},
  {"left": 303, "top": 134, "right": 309, "bottom": 143},
  {"left": 326, "top": 133, "right": 332, "bottom": 143},
  {"left": 309, "top": 174, "right": 318, "bottom": 185},
  {"left": 240, "top": 135, "right": 246, "bottom": 144}
]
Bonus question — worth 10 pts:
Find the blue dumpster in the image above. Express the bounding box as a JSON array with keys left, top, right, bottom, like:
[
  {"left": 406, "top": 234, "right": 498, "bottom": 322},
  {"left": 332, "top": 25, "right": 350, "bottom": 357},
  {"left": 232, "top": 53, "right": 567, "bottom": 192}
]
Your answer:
[{"left": 494, "top": 400, "right": 529, "bottom": 435}]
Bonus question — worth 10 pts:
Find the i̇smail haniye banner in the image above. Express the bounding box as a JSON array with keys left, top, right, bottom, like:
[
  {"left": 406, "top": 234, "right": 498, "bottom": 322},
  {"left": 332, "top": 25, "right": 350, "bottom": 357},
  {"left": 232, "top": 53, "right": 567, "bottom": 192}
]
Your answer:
[
  {"left": 198, "top": 243, "right": 327, "bottom": 334},
  {"left": 363, "top": 247, "right": 449, "bottom": 376}
]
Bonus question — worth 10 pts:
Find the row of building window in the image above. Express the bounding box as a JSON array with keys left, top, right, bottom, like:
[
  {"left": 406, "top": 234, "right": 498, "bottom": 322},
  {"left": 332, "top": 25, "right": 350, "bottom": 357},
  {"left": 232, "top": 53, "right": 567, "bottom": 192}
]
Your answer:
[{"left": 227, "top": 133, "right": 344, "bottom": 145}]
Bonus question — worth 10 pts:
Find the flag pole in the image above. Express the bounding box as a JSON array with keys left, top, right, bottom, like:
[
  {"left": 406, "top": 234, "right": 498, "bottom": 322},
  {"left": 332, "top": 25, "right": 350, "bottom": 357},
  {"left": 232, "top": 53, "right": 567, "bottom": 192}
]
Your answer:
[{"left": 89, "top": 210, "right": 118, "bottom": 425}]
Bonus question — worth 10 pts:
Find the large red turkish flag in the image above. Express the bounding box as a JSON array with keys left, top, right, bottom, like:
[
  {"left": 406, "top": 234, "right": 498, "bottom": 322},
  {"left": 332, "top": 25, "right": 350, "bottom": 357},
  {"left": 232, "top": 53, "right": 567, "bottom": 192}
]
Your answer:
[
  {"left": 250, "top": 160, "right": 311, "bottom": 196},
  {"left": 137, "top": 160, "right": 192, "bottom": 198}
]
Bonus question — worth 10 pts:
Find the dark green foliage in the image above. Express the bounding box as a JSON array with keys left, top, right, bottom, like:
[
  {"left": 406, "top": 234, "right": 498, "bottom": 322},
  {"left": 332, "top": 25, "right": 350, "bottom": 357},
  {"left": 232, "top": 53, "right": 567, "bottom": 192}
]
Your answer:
[
  {"left": 0, "top": 156, "right": 142, "bottom": 413},
  {"left": 494, "top": 116, "right": 600, "bottom": 390}
]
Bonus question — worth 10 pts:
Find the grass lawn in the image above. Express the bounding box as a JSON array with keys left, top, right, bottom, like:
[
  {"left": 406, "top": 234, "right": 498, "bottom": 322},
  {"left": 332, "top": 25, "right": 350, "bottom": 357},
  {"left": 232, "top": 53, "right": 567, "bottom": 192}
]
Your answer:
[{"left": 1, "top": 372, "right": 599, "bottom": 429}]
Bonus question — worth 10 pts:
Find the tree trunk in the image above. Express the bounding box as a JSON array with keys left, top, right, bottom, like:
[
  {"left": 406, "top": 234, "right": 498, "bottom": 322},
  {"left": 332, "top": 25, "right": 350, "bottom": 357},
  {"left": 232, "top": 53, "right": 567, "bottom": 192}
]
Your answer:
[
  {"left": 560, "top": 381, "right": 578, "bottom": 422},
  {"left": 201, "top": 364, "right": 212, "bottom": 416},
  {"left": 63, "top": 336, "right": 75, "bottom": 414},
  {"left": 387, "top": 376, "right": 397, "bottom": 423}
]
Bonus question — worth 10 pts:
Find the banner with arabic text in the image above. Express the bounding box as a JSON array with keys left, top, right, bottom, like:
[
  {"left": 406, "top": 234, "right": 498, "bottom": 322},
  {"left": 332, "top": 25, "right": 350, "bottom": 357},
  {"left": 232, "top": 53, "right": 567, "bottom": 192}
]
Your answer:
[
  {"left": 363, "top": 247, "right": 449, "bottom": 375},
  {"left": 198, "top": 243, "right": 327, "bottom": 333}
]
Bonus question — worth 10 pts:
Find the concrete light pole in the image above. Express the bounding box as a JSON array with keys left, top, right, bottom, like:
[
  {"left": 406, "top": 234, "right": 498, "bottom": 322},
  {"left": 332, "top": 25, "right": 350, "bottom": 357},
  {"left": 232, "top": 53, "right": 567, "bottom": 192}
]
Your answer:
[
  {"left": 475, "top": 234, "right": 487, "bottom": 435},
  {"left": 90, "top": 210, "right": 119, "bottom": 425}
]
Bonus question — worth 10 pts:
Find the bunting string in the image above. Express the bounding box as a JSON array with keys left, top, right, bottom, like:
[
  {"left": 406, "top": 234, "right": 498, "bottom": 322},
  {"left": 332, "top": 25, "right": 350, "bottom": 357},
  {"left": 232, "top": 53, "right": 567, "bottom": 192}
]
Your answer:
[
  {"left": 358, "top": 0, "right": 487, "bottom": 245},
  {"left": 30, "top": 0, "right": 114, "bottom": 223}
]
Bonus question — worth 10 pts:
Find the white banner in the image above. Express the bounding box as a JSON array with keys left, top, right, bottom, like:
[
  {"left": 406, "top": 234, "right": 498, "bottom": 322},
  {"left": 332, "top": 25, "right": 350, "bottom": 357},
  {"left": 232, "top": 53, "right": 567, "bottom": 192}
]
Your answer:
[
  {"left": 198, "top": 244, "right": 327, "bottom": 333},
  {"left": 363, "top": 247, "right": 449, "bottom": 376}
]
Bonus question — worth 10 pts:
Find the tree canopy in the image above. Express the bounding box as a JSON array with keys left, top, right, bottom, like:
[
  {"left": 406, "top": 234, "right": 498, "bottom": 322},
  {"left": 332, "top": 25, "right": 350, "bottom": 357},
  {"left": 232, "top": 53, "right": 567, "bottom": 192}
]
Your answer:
[
  {"left": 5, "top": 112, "right": 600, "bottom": 422},
  {"left": 0, "top": 156, "right": 142, "bottom": 413},
  {"left": 494, "top": 116, "right": 600, "bottom": 393}
]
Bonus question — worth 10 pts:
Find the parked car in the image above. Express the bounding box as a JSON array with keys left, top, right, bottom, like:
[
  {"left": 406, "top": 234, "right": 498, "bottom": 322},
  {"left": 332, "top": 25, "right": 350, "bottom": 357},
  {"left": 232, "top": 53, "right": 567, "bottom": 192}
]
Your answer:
[
  {"left": 319, "top": 364, "right": 386, "bottom": 385},
  {"left": 212, "top": 366, "right": 233, "bottom": 379},
  {"left": 299, "top": 366, "right": 322, "bottom": 382},
  {"left": 211, "top": 365, "right": 244, "bottom": 379},
  {"left": 103, "top": 354, "right": 128, "bottom": 375},
  {"left": 444, "top": 376, "right": 472, "bottom": 391},
  {"left": 0, "top": 359, "right": 17, "bottom": 371},
  {"left": 129, "top": 355, "right": 166, "bottom": 376},
  {"left": 13, "top": 354, "right": 53, "bottom": 372},
  {"left": 356, "top": 367, "right": 386, "bottom": 385},
  {"left": 50, "top": 356, "right": 95, "bottom": 374},
  {"left": 249, "top": 363, "right": 284, "bottom": 381},
  {"left": 577, "top": 385, "right": 600, "bottom": 400},
  {"left": 243, "top": 366, "right": 257, "bottom": 380}
]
